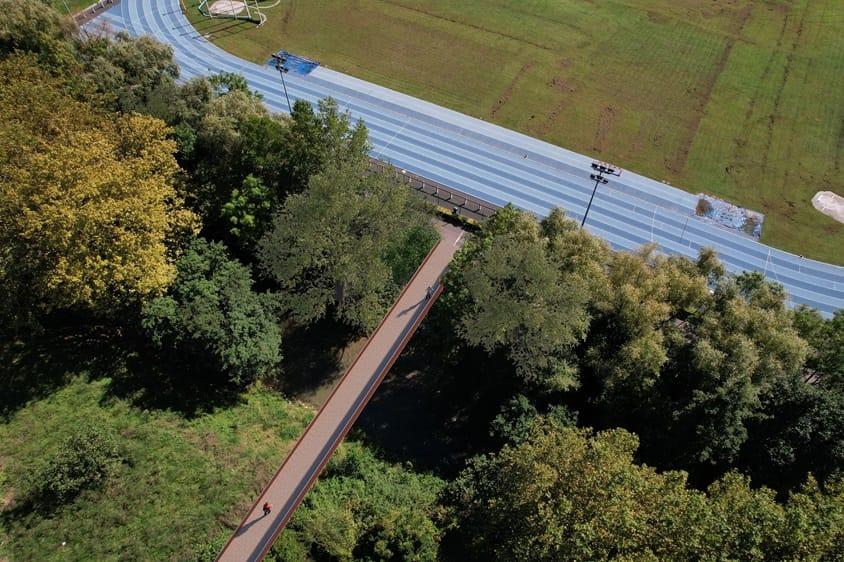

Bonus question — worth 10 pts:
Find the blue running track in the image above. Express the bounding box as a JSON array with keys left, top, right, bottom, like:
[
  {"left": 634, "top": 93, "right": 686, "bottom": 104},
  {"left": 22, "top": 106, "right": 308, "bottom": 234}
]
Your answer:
[{"left": 89, "top": 0, "right": 843, "bottom": 317}]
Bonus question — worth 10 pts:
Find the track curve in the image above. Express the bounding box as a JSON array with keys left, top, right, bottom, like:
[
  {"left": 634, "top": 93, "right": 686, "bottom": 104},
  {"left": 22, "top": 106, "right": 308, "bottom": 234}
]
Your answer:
[{"left": 91, "top": 0, "right": 843, "bottom": 316}]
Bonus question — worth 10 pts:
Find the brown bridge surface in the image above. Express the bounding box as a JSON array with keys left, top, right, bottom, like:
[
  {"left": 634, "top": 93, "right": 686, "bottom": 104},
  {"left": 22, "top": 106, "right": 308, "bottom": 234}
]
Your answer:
[{"left": 217, "top": 222, "right": 465, "bottom": 562}]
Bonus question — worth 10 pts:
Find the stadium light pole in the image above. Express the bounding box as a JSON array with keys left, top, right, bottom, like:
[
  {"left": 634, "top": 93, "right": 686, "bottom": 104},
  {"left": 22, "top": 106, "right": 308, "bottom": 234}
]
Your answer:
[
  {"left": 581, "top": 162, "right": 621, "bottom": 228},
  {"left": 270, "top": 53, "right": 293, "bottom": 113}
]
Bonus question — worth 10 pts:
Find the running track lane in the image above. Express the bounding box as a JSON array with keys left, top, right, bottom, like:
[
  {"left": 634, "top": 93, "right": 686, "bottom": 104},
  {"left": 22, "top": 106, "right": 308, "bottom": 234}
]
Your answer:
[
  {"left": 88, "top": 1, "right": 844, "bottom": 317},
  {"left": 216, "top": 223, "right": 465, "bottom": 562}
]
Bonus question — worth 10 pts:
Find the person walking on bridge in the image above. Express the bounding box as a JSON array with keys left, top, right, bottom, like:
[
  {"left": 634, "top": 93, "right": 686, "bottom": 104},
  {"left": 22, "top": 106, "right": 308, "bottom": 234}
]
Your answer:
[{"left": 262, "top": 502, "right": 272, "bottom": 517}]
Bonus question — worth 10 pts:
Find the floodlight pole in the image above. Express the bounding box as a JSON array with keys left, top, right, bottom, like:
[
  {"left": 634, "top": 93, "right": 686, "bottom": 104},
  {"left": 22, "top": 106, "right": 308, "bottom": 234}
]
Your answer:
[
  {"left": 581, "top": 162, "right": 621, "bottom": 228},
  {"left": 270, "top": 54, "right": 293, "bottom": 113}
]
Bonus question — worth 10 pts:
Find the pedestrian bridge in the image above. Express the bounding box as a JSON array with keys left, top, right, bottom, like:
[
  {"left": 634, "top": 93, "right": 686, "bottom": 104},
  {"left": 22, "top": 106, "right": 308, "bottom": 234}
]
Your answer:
[{"left": 216, "top": 223, "right": 464, "bottom": 562}]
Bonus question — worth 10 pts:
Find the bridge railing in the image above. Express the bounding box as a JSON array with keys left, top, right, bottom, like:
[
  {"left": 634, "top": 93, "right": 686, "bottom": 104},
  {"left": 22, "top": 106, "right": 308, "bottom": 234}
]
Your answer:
[{"left": 369, "top": 158, "right": 500, "bottom": 222}]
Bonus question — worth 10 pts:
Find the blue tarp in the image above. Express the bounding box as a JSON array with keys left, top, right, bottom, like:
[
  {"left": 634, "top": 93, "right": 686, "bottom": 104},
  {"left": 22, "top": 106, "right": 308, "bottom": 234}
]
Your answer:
[{"left": 266, "top": 50, "right": 320, "bottom": 76}]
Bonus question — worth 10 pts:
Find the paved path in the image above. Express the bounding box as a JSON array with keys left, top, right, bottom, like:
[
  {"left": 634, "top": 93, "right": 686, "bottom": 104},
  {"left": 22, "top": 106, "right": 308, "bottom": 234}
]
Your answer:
[
  {"left": 87, "top": 0, "right": 843, "bottom": 316},
  {"left": 216, "top": 223, "right": 464, "bottom": 562}
]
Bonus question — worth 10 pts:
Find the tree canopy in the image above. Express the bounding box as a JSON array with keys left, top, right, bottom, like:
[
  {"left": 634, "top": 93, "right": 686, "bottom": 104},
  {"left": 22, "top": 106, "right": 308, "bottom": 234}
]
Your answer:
[
  {"left": 289, "top": 442, "right": 444, "bottom": 561},
  {"left": 142, "top": 238, "right": 282, "bottom": 387},
  {"left": 259, "top": 161, "right": 434, "bottom": 332},
  {"left": 450, "top": 419, "right": 844, "bottom": 561},
  {"left": 0, "top": 58, "right": 197, "bottom": 327},
  {"left": 453, "top": 207, "right": 596, "bottom": 391}
]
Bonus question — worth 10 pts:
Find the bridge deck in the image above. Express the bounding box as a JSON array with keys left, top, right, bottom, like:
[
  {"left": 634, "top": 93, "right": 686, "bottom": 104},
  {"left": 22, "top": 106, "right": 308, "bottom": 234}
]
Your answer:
[{"left": 216, "top": 222, "right": 464, "bottom": 562}]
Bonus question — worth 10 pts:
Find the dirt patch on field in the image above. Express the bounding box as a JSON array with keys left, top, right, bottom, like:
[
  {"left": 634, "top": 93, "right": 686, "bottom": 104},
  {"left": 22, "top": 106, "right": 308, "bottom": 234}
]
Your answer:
[
  {"left": 593, "top": 106, "right": 617, "bottom": 153},
  {"left": 489, "top": 61, "right": 536, "bottom": 117},
  {"left": 760, "top": 5, "right": 807, "bottom": 174},
  {"left": 667, "top": 5, "right": 752, "bottom": 174},
  {"left": 380, "top": 0, "right": 555, "bottom": 52},
  {"left": 282, "top": 0, "right": 296, "bottom": 30},
  {"left": 533, "top": 61, "right": 578, "bottom": 136}
]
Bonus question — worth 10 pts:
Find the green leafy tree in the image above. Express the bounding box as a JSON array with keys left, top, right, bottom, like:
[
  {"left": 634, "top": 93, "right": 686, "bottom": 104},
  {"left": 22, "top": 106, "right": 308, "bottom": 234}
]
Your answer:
[
  {"left": 259, "top": 162, "right": 432, "bottom": 332},
  {"left": 657, "top": 272, "right": 809, "bottom": 472},
  {"left": 0, "top": 0, "right": 76, "bottom": 68},
  {"left": 453, "top": 207, "right": 596, "bottom": 391},
  {"left": 741, "top": 376, "right": 844, "bottom": 494},
  {"left": 793, "top": 306, "right": 844, "bottom": 389},
  {"left": 35, "top": 423, "right": 123, "bottom": 505},
  {"left": 76, "top": 32, "right": 179, "bottom": 113},
  {"left": 221, "top": 175, "right": 273, "bottom": 243},
  {"left": 449, "top": 421, "right": 713, "bottom": 561},
  {"left": 291, "top": 442, "right": 443, "bottom": 561},
  {"left": 450, "top": 419, "right": 844, "bottom": 561},
  {"left": 142, "top": 238, "right": 282, "bottom": 386},
  {"left": 282, "top": 98, "right": 370, "bottom": 194}
]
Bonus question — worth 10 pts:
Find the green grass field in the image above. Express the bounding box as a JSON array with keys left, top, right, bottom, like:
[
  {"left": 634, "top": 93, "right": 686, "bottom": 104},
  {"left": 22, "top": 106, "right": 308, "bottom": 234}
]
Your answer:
[
  {"left": 50, "top": 0, "right": 91, "bottom": 14},
  {"left": 186, "top": 0, "right": 844, "bottom": 264},
  {"left": 0, "top": 377, "right": 313, "bottom": 560}
]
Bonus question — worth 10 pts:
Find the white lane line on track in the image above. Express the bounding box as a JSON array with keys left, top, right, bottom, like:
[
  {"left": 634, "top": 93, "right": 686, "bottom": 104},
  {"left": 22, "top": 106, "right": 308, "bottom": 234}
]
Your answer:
[{"left": 372, "top": 120, "right": 410, "bottom": 159}]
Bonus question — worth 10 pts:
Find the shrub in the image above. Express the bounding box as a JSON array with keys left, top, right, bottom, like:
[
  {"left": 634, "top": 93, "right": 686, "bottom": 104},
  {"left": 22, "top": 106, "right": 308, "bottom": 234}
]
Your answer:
[
  {"left": 696, "top": 197, "right": 713, "bottom": 216},
  {"left": 36, "top": 423, "right": 123, "bottom": 504}
]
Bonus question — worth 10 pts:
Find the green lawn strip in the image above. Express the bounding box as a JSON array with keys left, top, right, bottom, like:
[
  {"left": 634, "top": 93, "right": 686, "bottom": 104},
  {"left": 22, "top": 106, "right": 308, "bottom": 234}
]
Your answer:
[
  {"left": 50, "top": 0, "right": 93, "bottom": 15},
  {"left": 183, "top": 0, "right": 844, "bottom": 263},
  {"left": 0, "top": 378, "right": 313, "bottom": 561}
]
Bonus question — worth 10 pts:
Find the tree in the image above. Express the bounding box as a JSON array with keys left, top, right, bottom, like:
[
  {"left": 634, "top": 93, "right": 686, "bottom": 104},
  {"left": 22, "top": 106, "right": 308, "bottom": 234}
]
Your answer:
[
  {"left": 452, "top": 207, "right": 596, "bottom": 391},
  {"left": 741, "top": 376, "right": 844, "bottom": 494},
  {"left": 449, "top": 421, "right": 712, "bottom": 561},
  {"left": 282, "top": 98, "right": 369, "bottom": 194},
  {"left": 0, "top": 58, "right": 197, "bottom": 327},
  {"left": 221, "top": 175, "right": 273, "bottom": 243},
  {"left": 35, "top": 423, "right": 124, "bottom": 505},
  {"left": 259, "top": 161, "right": 432, "bottom": 332},
  {"left": 0, "top": 0, "right": 76, "bottom": 68},
  {"left": 449, "top": 419, "right": 844, "bottom": 561},
  {"left": 291, "top": 442, "right": 443, "bottom": 561},
  {"left": 189, "top": 89, "right": 285, "bottom": 226},
  {"left": 654, "top": 272, "right": 809, "bottom": 474},
  {"left": 142, "top": 238, "right": 282, "bottom": 387},
  {"left": 76, "top": 32, "right": 179, "bottom": 113},
  {"left": 793, "top": 306, "right": 844, "bottom": 389}
]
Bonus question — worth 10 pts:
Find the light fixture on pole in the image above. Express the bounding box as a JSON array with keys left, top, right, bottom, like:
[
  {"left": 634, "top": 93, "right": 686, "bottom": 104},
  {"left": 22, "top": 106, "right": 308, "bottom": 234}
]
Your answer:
[
  {"left": 270, "top": 53, "right": 293, "bottom": 113},
  {"left": 581, "top": 162, "right": 621, "bottom": 228}
]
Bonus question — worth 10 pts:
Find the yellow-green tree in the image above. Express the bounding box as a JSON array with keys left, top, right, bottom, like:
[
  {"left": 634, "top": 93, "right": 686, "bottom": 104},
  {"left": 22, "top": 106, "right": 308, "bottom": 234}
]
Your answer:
[{"left": 0, "top": 57, "right": 197, "bottom": 326}]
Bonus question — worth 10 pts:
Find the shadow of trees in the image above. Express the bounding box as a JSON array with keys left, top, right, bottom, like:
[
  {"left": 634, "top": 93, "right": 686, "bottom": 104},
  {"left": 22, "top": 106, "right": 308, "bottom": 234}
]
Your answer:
[
  {"left": 1, "top": 317, "right": 244, "bottom": 420},
  {"left": 0, "top": 322, "right": 127, "bottom": 419},
  {"left": 354, "top": 320, "right": 518, "bottom": 478},
  {"left": 275, "top": 317, "right": 360, "bottom": 400}
]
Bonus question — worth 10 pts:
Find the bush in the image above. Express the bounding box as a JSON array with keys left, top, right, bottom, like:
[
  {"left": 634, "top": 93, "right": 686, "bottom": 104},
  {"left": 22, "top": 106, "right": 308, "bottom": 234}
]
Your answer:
[
  {"left": 696, "top": 197, "right": 713, "bottom": 216},
  {"left": 142, "top": 238, "right": 282, "bottom": 387},
  {"left": 36, "top": 423, "right": 123, "bottom": 504}
]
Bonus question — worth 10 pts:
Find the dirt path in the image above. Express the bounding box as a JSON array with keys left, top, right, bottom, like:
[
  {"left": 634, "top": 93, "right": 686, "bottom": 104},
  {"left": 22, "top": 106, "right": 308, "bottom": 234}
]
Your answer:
[{"left": 216, "top": 222, "right": 465, "bottom": 562}]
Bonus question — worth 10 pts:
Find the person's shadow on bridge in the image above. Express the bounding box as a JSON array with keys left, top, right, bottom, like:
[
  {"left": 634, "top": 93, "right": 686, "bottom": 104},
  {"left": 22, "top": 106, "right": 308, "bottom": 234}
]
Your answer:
[
  {"left": 398, "top": 298, "right": 426, "bottom": 317},
  {"left": 235, "top": 512, "right": 270, "bottom": 537}
]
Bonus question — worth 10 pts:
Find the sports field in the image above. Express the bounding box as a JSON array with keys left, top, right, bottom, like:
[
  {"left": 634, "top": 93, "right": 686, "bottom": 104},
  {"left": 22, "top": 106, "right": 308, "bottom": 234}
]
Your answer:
[{"left": 189, "top": 1, "right": 842, "bottom": 263}]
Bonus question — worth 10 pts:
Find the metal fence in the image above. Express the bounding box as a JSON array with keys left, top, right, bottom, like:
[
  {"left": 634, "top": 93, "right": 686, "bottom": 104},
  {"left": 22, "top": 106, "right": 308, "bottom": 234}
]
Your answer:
[{"left": 369, "top": 158, "right": 500, "bottom": 223}]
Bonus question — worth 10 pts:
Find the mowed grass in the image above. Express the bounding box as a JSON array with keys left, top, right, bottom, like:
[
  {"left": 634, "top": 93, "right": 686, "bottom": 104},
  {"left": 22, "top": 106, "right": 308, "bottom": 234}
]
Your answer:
[
  {"left": 50, "top": 0, "right": 93, "bottom": 14},
  {"left": 185, "top": 0, "right": 844, "bottom": 264},
  {"left": 0, "top": 377, "right": 313, "bottom": 561}
]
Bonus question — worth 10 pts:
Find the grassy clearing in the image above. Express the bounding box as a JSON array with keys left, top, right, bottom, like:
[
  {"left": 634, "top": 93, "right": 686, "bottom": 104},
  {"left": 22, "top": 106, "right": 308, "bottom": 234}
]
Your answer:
[
  {"left": 185, "top": 0, "right": 844, "bottom": 263},
  {"left": 50, "top": 0, "right": 92, "bottom": 15},
  {"left": 0, "top": 377, "right": 313, "bottom": 561}
]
